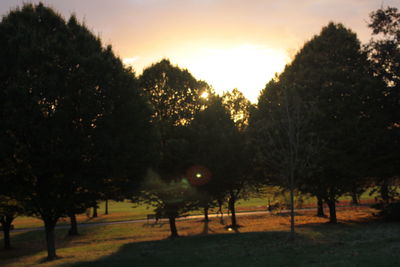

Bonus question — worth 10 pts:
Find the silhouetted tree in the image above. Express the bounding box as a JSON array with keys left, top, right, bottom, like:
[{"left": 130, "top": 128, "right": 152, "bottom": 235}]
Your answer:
[
  {"left": 139, "top": 59, "right": 211, "bottom": 237},
  {"left": 139, "top": 170, "right": 200, "bottom": 237},
  {"left": 0, "top": 3, "right": 153, "bottom": 259},
  {"left": 221, "top": 90, "right": 254, "bottom": 229},
  {"left": 251, "top": 80, "right": 320, "bottom": 239},
  {"left": 291, "top": 23, "right": 384, "bottom": 223},
  {"left": 0, "top": 196, "right": 23, "bottom": 250},
  {"left": 365, "top": 6, "right": 400, "bottom": 203},
  {"left": 222, "top": 88, "right": 252, "bottom": 131},
  {"left": 254, "top": 23, "right": 384, "bottom": 224},
  {"left": 188, "top": 96, "right": 238, "bottom": 223}
]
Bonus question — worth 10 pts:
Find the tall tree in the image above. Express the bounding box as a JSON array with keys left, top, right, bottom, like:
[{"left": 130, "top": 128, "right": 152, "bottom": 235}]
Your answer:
[
  {"left": 365, "top": 6, "right": 400, "bottom": 203},
  {"left": 0, "top": 3, "right": 153, "bottom": 259},
  {"left": 188, "top": 96, "right": 238, "bottom": 224},
  {"left": 251, "top": 79, "right": 320, "bottom": 239},
  {"left": 221, "top": 90, "right": 254, "bottom": 229},
  {"left": 254, "top": 23, "right": 384, "bottom": 224},
  {"left": 139, "top": 59, "right": 211, "bottom": 237}
]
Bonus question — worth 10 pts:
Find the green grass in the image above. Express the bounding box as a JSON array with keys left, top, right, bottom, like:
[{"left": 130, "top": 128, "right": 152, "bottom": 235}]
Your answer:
[
  {"left": 1, "top": 209, "right": 399, "bottom": 266},
  {"left": 11, "top": 200, "right": 154, "bottom": 229},
  {"left": 10, "top": 187, "right": 378, "bottom": 230}
]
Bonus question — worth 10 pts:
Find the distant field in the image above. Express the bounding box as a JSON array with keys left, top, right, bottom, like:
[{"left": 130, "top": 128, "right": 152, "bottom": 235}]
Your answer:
[
  {"left": 1, "top": 208, "right": 399, "bottom": 266},
  {"left": 10, "top": 188, "right": 377, "bottom": 229}
]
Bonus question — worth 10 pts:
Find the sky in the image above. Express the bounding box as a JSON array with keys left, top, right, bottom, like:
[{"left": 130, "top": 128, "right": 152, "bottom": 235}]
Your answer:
[{"left": 1, "top": 0, "right": 399, "bottom": 102}]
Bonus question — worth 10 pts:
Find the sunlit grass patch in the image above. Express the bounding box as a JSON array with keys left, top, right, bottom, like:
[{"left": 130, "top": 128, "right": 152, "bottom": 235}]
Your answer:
[
  {"left": 11, "top": 188, "right": 378, "bottom": 230},
  {"left": 3, "top": 208, "right": 398, "bottom": 266}
]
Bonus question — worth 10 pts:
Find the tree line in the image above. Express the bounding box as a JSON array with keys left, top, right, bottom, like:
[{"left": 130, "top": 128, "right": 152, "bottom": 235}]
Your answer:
[{"left": 0, "top": 3, "right": 399, "bottom": 261}]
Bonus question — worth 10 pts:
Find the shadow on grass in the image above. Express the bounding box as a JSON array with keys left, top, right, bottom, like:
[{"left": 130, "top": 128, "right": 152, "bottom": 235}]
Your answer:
[
  {"left": 0, "top": 227, "right": 71, "bottom": 262},
  {"left": 0, "top": 224, "right": 112, "bottom": 264},
  {"left": 59, "top": 218, "right": 399, "bottom": 267},
  {"left": 4, "top": 214, "right": 399, "bottom": 266},
  {"left": 295, "top": 215, "right": 397, "bottom": 244},
  {"left": 66, "top": 230, "right": 309, "bottom": 267}
]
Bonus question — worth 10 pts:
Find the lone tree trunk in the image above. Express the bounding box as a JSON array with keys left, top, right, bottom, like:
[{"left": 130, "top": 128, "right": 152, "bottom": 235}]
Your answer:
[
  {"left": 203, "top": 206, "right": 209, "bottom": 222},
  {"left": 104, "top": 199, "right": 109, "bottom": 215},
  {"left": 92, "top": 205, "right": 98, "bottom": 218},
  {"left": 317, "top": 196, "right": 325, "bottom": 217},
  {"left": 228, "top": 193, "right": 237, "bottom": 228},
  {"left": 168, "top": 216, "right": 179, "bottom": 238},
  {"left": 351, "top": 191, "right": 359, "bottom": 205},
  {"left": 288, "top": 179, "right": 295, "bottom": 241},
  {"left": 68, "top": 213, "right": 78, "bottom": 236},
  {"left": 43, "top": 217, "right": 58, "bottom": 260},
  {"left": 0, "top": 215, "right": 14, "bottom": 250},
  {"left": 380, "top": 181, "right": 390, "bottom": 204},
  {"left": 326, "top": 198, "right": 337, "bottom": 224}
]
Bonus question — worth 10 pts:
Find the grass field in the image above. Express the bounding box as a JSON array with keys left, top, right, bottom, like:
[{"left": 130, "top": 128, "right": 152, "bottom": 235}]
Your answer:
[
  {"left": 1, "top": 207, "right": 399, "bottom": 266},
  {"left": 10, "top": 188, "right": 376, "bottom": 230}
]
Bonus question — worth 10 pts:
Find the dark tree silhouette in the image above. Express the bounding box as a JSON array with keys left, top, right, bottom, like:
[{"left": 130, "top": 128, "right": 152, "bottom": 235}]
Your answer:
[
  {"left": 221, "top": 90, "right": 254, "bottom": 229},
  {"left": 0, "top": 196, "right": 23, "bottom": 249},
  {"left": 251, "top": 80, "right": 320, "bottom": 240},
  {"left": 0, "top": 3, "right": 153, "bottom": 260},
  {"left": 138, "top": 59, "right": 211, "bottom": 237},
  {"left": 188, "top": 96, "right": 238, "bottom": 225},
  {"left": 253, "top": 23, "right": 384, "bottom": 224},
  {"left": 365, "top": 6, "right": 400, "bottom": 203}
]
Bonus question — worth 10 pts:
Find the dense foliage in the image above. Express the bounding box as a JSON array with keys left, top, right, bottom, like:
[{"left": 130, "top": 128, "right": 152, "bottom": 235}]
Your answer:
[{"left": 0, "top": 3, "right": 154, "bottom": 259}]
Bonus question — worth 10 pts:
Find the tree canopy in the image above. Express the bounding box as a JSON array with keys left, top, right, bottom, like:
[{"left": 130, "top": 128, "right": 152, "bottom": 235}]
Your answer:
[
  {"left": 138, "top": 59, "right": 212, "bottom": 237},
  {"left": 0, "top": 3, "right": 154, "bottom": 259},
  {"left": 252, "top": 22, "right": 384, "bottom": 223}
]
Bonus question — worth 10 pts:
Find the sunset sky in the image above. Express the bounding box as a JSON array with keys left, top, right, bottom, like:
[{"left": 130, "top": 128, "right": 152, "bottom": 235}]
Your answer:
[{"left": 1, "top": 0, "right": 399, "bottom": 102}]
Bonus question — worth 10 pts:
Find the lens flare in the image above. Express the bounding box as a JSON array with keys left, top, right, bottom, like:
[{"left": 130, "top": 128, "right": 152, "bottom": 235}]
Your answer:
[{"left": 186, "top": 165, "right": 212, "bottom": 186}]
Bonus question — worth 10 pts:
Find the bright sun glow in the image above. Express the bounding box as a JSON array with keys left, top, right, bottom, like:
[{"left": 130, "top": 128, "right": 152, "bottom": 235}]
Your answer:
[
  {"left": 200, "top": 91, "right": 209, "bottom": 99},
  {"left": 179, "top": 44, "right": 289, "bottom": 103},
  {"left": 123, "top": 44, "right": 289, "bottom": 103},
  {"left": 195, "top": 173, "right": 202, "bottom": 178},
  {"left": 122, "top": 56, "right": 140, "bottom": 66}
]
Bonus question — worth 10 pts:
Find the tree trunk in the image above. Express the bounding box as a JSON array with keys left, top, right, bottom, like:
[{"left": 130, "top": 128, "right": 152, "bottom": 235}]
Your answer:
[
  {"left": 351, "top": 191, "right": 359, "bottom": 205},
  {"left": 68, "top": 213, "right": 78, "bottom": 236},
  {"left": 380, "top": 181, "right": 390, "bottom": 204},
  {"left": 1, "top": 215, "right": 13, "bottom": 250},
  {"left": 317, "top": 196, "right": 325, "bottom": 217},
  {"left": 44, "top": 218, "right": 58, "bottom": 260},
  {"left": 104, "top": 199, "right": 109, "bottom": 215},
  {"left": 168, "top": 216, "right": 179, "bottom": 238},
  {"left": 289, "top": 185, "right": 295, "bottom": 241},
  {"left": 204, "top": 206, "right": 209, "bottom": 222},
  {"left": 92, "top": 205, "right": 98, "bottom": 218},
  {"left": 229, "top": 193, "right": 237, "bottom": 228},
  {"left": 326, "top": 199, "right": 337, "bottom": 224}
]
